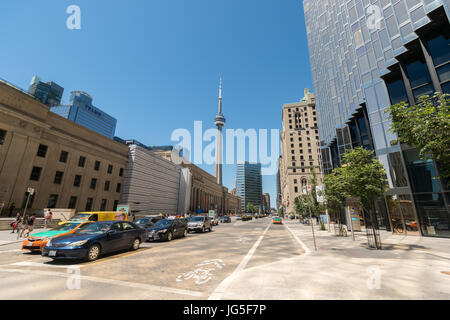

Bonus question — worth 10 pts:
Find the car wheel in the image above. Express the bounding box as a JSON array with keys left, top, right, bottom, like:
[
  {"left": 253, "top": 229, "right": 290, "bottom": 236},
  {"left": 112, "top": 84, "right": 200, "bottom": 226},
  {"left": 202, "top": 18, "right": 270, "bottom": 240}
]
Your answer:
[
  {"left": 131, "top": 238, "right": 140, "bottom": 251},
  {"left": 87, "top": 244, "right": 101, "bottom": 262},
  {"left": 167, "top": 232, "right": 173, "bottom": 241},
  {"left": 202, "top": 226, "right": 205, "bottom": 233},
  {"left": 209, "top": 226, "right": 212, "bottom": 232},
  {"left": 183, "top": 229, "right": 187, "bottom": 237}
]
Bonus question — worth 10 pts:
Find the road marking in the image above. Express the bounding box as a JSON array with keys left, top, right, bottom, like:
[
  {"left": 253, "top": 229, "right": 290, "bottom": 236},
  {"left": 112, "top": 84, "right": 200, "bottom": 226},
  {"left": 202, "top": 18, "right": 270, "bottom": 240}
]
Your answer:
[
  {"left": 284, "top": 223, "right": 311, "bottom": 255},
  {"left": 0, "top": 268, "right": 205, "bottom": 297},
  {"left": 10, "top": 261, "right": 86, "bottom": 268},
  {"left": 208, "top": 222, "right": 271, "bottom": 300}
]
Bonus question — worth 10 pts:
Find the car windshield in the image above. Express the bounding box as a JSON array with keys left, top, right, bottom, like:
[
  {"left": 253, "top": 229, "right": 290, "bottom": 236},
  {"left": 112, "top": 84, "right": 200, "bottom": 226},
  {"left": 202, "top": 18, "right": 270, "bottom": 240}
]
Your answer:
[
  {"left": 154, "top": 219, "right": 173, "bottom": 228},
  {"left": 71, "top": 213, "right": 91, "bottom": 220},
  {"left": 223, "top": 216, "right": 229, "bottom": 219},
  {"left": 76, "top": 222, "right": 110, "bottom": 234},
  {"left": 51, "top": 222, "right": 81, "bottom": 231},
  {"left": 190, "top": 216, "right": 205, "bottom": 222},
  {"left": 135, "top": 218, "right": 149, "bottom": 225}
]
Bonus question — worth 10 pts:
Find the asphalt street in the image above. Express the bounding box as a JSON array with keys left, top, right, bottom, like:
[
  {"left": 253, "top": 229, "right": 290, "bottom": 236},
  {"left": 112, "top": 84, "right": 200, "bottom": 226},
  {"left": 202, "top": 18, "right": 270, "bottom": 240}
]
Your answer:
[{"left": 0, "top": 217, "right": 304, "bottom": 299}]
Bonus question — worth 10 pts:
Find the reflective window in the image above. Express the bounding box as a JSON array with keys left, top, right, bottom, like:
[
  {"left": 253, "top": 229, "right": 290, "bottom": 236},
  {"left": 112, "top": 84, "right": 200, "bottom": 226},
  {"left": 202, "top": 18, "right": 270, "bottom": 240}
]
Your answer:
[
  {"left": 427, "top": 33, "right": 450, "bottom": 67},
  {"left": 386, "top": 78, "right": 408, "bottom": 105},
  {"left": 414, "top": 193, "right": 450, "bottom": 238},
  {"left": 405, "top": 58, "right": 432, "bottom": 89},
  {"left": 388, "top": 152, "right": 409, "bottom": 188},
  {"left": 403, "top": 149, "right": 440, "bottom": 193}
]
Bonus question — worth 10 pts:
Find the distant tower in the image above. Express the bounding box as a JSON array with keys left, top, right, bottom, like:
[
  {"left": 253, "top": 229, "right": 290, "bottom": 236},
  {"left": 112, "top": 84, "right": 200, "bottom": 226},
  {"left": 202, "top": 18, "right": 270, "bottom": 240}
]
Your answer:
[{"left": 214, "top": 77, "right": 226, "bottom": 185}]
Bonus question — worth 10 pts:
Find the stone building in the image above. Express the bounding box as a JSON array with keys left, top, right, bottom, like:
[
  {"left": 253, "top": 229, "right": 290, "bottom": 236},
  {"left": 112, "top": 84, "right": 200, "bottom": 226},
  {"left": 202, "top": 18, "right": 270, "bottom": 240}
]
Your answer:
[
  {"left": 0, "top": 80, "right": 128, "bottom": 215},
  {"left": 279, "top": 89, "right": 324, "bottom": 214}
]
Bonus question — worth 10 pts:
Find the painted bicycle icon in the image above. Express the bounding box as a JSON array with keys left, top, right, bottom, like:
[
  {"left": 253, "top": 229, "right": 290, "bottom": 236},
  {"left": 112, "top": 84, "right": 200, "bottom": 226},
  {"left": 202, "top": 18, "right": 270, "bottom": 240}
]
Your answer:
[{"left": 176, "top": 259, "right": 225, "bottom": 285}]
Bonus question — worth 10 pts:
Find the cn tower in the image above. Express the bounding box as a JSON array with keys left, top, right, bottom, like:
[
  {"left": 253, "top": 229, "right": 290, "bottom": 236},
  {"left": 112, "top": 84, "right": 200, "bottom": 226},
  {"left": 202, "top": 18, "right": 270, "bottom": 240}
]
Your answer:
[{"left": 214, "top": 77, "right": 226, "bottom": 185}]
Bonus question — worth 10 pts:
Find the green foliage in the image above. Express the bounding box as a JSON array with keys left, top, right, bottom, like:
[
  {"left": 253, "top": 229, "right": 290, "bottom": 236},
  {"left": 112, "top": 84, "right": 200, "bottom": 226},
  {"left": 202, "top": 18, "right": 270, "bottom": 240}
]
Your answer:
[
  {"left": 323, "top": 166, "right": 349, "bottom": 214},
  {"left": 246, "top": 203, "right": 258, "bottom": 214},
  {"left": 385, "top": 92, "right": 450, "bottom": 180},
  {"left": 341, "top": 147, "right": 388, "bottom": 212},
  {"left": 294, "top": 168, "right": 325, "bottom": 217}
]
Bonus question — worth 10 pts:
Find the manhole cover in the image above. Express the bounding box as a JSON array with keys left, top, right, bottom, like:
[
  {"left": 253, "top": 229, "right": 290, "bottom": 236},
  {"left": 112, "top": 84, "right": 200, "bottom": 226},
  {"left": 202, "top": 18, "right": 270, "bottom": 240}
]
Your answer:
[{"left": 441, "top": 271, "right": 450, "bottom": 276}]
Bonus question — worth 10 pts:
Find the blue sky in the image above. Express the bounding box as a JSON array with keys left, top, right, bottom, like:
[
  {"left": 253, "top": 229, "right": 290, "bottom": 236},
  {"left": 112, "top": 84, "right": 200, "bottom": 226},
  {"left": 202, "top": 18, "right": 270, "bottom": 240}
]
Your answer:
[{"left": 0, "top": 0, "right": 313, "bottom": 209}]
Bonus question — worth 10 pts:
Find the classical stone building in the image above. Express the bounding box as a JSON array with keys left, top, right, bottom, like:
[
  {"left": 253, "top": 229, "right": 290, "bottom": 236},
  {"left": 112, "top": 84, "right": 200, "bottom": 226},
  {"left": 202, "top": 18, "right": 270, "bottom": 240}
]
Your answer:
[
  {"left": 180, "top": 163, "right": 241, "bottom": 215},
  {"left": 279, "top": 89, "right": 324, "bottom": 214},
  {"left": 0, "top": 80, "right": 128, "bottom": 215}
]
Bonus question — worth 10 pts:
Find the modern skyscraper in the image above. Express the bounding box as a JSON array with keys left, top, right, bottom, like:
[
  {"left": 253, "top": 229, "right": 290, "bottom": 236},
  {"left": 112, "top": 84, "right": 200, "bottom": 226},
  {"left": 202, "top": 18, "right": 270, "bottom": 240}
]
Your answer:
[
  {"left": 51, "top": 91, "right": 117, "bottom": 139},
  {"left": 279, "top": 89, "right": 323, "bottom": 214},
  {"left": 303, "top": 0, "right": 450, "bottom": 237},
  {"left": 28, "top": 76, "right": 64, "bottom": 107},
  {"left": 263, "top": 193, "right": 271, "bottom": 212},
  {"left": 214, "top": 77, "right": 226, "bottom": 185},
  {"left": 236, "top": 162, "right": 263, "bottom": 211}
]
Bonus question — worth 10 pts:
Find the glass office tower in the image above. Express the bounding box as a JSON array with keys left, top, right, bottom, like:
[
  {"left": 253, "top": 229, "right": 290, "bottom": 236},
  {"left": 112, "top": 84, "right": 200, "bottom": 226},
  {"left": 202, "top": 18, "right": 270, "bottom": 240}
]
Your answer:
[
  {"left": 28, "top": 76, "right": 64, "bottom": 107},
  {"left": 51, "top": 91, "right": 117, "bottom": 139},
  {"left": 236, "top": 162, "right": 263, "bottom": 211},
  {"left": 303, "top": 0, "right": 450, "bottom": 237}
]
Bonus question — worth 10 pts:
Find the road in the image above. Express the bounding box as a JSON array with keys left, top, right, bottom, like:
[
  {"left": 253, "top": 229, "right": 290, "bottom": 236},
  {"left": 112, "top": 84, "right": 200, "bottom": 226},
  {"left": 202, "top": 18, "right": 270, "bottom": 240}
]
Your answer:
[{"left": 0, "top": 217, "right": 304, "bottom": 299}]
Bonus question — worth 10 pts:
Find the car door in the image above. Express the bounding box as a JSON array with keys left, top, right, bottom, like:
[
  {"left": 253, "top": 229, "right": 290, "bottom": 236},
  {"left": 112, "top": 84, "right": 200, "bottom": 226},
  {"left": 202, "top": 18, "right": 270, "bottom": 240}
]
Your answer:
[
  {"left": 104, "top": 222, "right": 124, "bottom": 252},
  {"left": 121, "top": 222, "right": 137, "bottom": 246}
]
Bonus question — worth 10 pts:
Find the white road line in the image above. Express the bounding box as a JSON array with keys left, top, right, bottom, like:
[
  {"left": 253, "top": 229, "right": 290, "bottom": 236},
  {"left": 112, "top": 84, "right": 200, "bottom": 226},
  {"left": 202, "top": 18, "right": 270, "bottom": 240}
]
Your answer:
[
  {"left": 9, "top": 261, "right": 86, "bottom": 269},
  {"left": 284, "top": 223, "right": 311, "bottom": 255},
  {"left": 208, "top": 222, "right": 271, "bottom": 300},
  {"left": 0, "top": 268, "right": 205, "bottom": 298}
]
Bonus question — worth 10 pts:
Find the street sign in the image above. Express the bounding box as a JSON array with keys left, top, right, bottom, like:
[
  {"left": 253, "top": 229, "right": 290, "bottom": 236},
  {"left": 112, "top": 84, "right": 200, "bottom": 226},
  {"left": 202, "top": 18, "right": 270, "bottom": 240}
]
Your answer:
[
  {"left": 316, "top": 186, "right": 325, "bottom": 203},
  {"left": 302, "top": 186, "right": 307, "bottom": 195}
]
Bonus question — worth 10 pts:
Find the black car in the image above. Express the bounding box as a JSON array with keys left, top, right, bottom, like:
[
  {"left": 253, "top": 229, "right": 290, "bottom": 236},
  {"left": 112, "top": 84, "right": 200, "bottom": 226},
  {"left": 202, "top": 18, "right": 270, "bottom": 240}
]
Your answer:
[
  {"left": 220, "top": 216, "right": 231, "bottom": 223},
  {"left": 42, "top": 221, "right": 147, "bottom": 261},
  {"left": 135, "top": 215, "right": 163, "bottom": 228},
  {"left": 147, "top": 219, "right": 188, "bottom": 242}
]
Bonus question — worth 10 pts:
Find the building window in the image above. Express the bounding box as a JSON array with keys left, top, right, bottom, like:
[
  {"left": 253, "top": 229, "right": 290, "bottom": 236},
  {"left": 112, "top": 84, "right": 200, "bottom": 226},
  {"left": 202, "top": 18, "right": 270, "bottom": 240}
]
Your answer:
[
  {"left": 119, "top": 168, "right": 124, "bottom": 177},
  {"left": 294, "top": 179, "right": 298, "bottom": 184},
  {"left": 116, "top": 183, "right": 121, "bottom": 193},
  {"left": 68, "top": 196, "right": 77, "bottom": 209},
  {"left": 104, "top": 180, "right": 110, "bottom": 191},
  {"left": 47, "top": 194, "right": 58, "bottom": 209},
  {"left": 37, "top": 144, "right": 48, "bottom": 158},
  {"left": 59, "top": 151, "right": 68, "bottom": 163},
  {"left": 107, "top": 165, "right": 113, "bottom": 174},
  {"left": 100, "top": 199, "right": 107, "bottom": 211},
  {"left": 294, "top": 187, "right": 298, "bottom": 193},
  {"left": 94, "top": 161, "right": 100, "bottom": 171},
  {"left": 30, "top": 166, "right": 42, "bottom": 181},
  {"left": 54, "top": 171, "right": 64, "bottom": 185},
  {"left": 85, "top": 198, "right": 94, "bottom": 211},
  {"left": 74, "top": 175, "right": 82, "bottom": 187},
  {"left": 113, "top": 200, "right": 119, "bottom": 211},
  {"left": 405, "top": 55, "right": 434, "bottom": 101},
  {"left": 78, "top": 156, "right": 86, "bottom": 168},
  {"left": 90, "top": 178, "right": 97, "bottom": 190},
  {"left": 0, "top": 129, "right": 6, "bottom": 145}
]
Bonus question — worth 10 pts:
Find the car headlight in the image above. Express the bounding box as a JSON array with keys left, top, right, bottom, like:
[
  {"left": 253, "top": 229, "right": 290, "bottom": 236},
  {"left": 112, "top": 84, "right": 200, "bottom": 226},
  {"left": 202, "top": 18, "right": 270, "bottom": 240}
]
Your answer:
[
  {"left": 67, "top": 240, "right": 88, "bottom": 248},
  {"left": 160, "top": 229, "right": 168, "bottom": 233},
  {"left": 46, "top": 240, "right": 52, "bottom": 247}
]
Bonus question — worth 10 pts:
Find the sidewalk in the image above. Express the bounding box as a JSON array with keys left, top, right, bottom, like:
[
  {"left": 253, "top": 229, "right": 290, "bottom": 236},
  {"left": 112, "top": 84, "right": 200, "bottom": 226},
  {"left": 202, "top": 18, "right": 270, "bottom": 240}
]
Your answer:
[
  {"left": 0, "top": 228, "right": 46, "bottom": 246},
  {"left": 217, "top": 221, "right": 450, "bottom": 300}
]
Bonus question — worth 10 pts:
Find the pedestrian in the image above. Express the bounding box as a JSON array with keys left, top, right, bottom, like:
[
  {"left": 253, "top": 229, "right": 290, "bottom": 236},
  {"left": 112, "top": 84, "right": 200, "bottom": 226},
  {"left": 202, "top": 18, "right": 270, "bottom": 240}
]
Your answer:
[
  {"left": 8, "top": 203, "right": 15, "bottom": 217},
  {"left": 11, "top": 212, "right": 22, "bottom": 233},
  {"left": 44, "top": 209, "right": 52, "bottom": 228},
  {"left": 18, "top": 214, "right": 28, "bottom": 239},
  {"left": 24, "top": 213, "right": 36, "bottom": 238}
]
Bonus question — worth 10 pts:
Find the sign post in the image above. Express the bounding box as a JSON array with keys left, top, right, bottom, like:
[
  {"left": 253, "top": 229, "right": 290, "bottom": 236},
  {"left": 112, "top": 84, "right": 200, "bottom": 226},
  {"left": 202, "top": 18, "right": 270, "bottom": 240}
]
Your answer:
[
  {"left": 23, "top": 188, "right": 35, "bottom": 220},
  {"left": 303, "top": 185, "right": 317, "bottom": 251}
]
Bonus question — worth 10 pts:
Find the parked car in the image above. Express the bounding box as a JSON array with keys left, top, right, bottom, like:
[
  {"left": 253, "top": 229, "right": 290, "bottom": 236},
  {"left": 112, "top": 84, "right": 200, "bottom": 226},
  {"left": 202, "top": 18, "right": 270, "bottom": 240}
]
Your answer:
[
  {"left": 135, "top": 215, "right": 163, "bottom": 229},
  {"left": 42, "top": 221, "right": 147, "bottom": 261},
  {"left": 235, "top": 215, "right": 242, "bottom": 220},
  {"left": 22, "top": 221, "right": 92, "bottom": 252},
  {"left": 147, "top": 218, "right": 187, "bottom": 241},
  {"left": 187, "top": 216, "right": 212, "bottom": 233},
  {"left": 220, "top": 216, "right": 231, "bottom": 223},
  {"left": 59, "top": 211, "right": 129, "bottom": 225},
  {"left": 210, "top": 216, "right": 219, "bottom": 226}
]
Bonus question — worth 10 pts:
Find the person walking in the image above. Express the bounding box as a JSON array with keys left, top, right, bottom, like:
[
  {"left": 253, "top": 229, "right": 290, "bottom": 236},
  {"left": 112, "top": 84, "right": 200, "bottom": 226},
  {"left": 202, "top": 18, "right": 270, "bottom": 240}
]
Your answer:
[
  {"left": 8, "top": 203, "right": 15, "bottom": 217},
  {"left": 23, "top": 213, "right": 36, "bottom": 238},
  {"left": 11, "top": 212, "right": 22, "bottom": 233},
  {"left": 44, "top": 209, "right": 52, "bottom": 228},
  {"left": 18, "top": 214, "right": 28, "bottom": 239}
]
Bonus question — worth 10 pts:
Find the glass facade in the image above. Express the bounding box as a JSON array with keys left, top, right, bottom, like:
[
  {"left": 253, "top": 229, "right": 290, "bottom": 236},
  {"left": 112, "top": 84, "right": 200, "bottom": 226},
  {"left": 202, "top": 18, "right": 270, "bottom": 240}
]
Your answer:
[
  {"left": 236, "top": 162, "right": 263, "bottom": 211},
  {"left": 50, "top": 91, "right": 117, "bottom": 139},
  {"left": 28, "top": 76, "right": 64, "bottom": 107},
  {"left": 304, "top": 0, "right": 450, "bottom": 237}
]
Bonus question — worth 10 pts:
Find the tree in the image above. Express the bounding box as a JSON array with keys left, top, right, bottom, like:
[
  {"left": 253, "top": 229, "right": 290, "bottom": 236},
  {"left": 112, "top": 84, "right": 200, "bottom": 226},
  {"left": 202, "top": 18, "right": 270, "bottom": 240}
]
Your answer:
[
  {"left": 246, "top": 203, "right": 257, "bottom": 214},
  {"left": 385, "top": 92, "right": 450, "bottom": 180},
  {"left": 294, "top": 168, "right": 325, "bottom": 224},
  {"left": 341, "top": 147, "right": 388, "bottom": 225},
  {"left": 323, "top": 166, "right": 350, "bottom": 219},
  {"left": 294, "top": 195, "right": 310, "bottom": 218}
]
